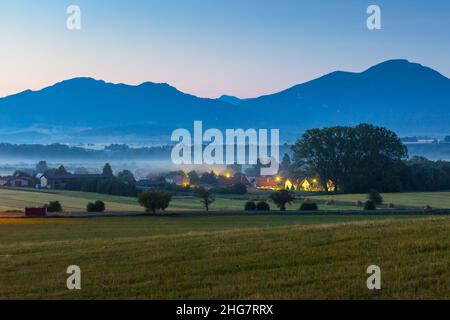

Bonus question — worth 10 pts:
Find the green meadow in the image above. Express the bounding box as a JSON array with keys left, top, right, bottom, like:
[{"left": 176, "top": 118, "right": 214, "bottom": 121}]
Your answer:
[{"left": 2, "top": 187, "right": 450, "bottom": 212}]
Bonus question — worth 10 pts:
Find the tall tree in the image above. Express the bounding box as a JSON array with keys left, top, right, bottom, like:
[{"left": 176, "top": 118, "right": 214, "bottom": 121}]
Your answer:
[
  {"left": 36, "top": 161, "right": 49, "bottom": 174},
  {"left": 280, "top": 153, "right": 291, "bottom": 171},
  {"left": 187, "top": 170, "right": 200, "bottom": 184},
  {"left": 292, "top": 124, "right": 407, "bottom": 193},
  {"left": 279, "top": 153, "right": 292, "bottom": 177},
  {"left": 292, "top": 126, "right": 354, "bottom": 192},
  {"left": 102, "top": 163, "right": 113, "bottom": 176},
  {"left": 55, "top": 165, "right": 68, "bottom": 175}
]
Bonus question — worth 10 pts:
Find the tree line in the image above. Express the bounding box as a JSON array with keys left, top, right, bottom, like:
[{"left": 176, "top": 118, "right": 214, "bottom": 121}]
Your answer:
[
  {"left": 290, "top": 123, "right": 450, "bottom": 193},
  {"left": 0, "top": 143, "right": 171, "bottom": 160}
]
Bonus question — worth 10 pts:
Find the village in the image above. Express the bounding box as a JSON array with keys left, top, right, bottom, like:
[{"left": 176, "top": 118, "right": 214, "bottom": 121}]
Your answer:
[{"left": 0, "top": 160, "right": 333, "bottom": 194}]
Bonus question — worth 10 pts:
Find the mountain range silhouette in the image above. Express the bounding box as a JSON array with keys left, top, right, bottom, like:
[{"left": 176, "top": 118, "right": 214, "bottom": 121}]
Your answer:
[{"left": 1, "top": 59, "right": 449, "bottom": 143}]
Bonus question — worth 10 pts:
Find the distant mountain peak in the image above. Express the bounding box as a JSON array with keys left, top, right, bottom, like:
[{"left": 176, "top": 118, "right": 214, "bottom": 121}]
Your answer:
[
  {"left": 364, "top": 59, "right": 417, "bottom": 71},
  {"left": 218, "top": 95, "right": 242, "bottom": 105},
  {"left": 363, "top": 59, "right": 448, "bottom": 80},
  {"left": 56, "top": 77, "right": 106, "bottom": 85}
]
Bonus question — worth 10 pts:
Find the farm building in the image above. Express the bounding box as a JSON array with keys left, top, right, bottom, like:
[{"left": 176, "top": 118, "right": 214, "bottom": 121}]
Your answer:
[
  {"left": 254, "top": 177, "right": 283, "bottom": 190},
  {"left": 0, "top": 176, "right": 30, "bottom": 187},
  {"left": 165, "top": 174, "right": 190, "bottom": 187}
]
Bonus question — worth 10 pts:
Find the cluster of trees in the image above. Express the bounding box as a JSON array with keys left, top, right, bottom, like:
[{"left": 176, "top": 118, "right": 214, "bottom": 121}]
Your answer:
[
  {"left": 65, "top": 176, "right": 137, "bottom": 197},
  {"left": 67, "top": 165, "right": 137, "bottom": 197},
  {"left": 289, "top": 124, "right": 450, "bottom": 193},
  {"left": 401, "top": 157, "right": 450, "bottom": 191},
  {"left": 291, "top": 124, "right": 414, "bottom": 193}
]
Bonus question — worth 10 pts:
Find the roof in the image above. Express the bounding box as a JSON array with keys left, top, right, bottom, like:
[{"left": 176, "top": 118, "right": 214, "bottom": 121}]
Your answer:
[
  {"left": 0, "top": 176, "right": 28, "bottom": 182},
  {"left": 254, "top": 177, "right": 280, "bottom": 187},
  {"left": 136, "top": 179, "right": 165, "bottom": 186}
]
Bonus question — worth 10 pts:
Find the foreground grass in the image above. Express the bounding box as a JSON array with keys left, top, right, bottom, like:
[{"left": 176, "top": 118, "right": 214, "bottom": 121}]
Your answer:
[{"left": 0, "top": 215, "right": 449, "bottom": 299}]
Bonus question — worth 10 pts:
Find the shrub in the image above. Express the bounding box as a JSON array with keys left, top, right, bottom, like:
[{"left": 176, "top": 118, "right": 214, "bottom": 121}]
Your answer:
[
  {"left": 364, "top": 200, "right": 376, "bottom": 210},
  {"left": 87, "top": 200, "right": 106, "bottom": 212},
  {"left": 44, "top": 201, "right": 63, "bottom": 213},
  {"left": 300, "top": 202, "right": 318, "bottom": 211},
  {"left": 256, "top": 201, "right": 270, "bottom": 211},
  {"left": 244, "top": 201, "right": 257, "bottom": 211},
  {"left": 356, "top": 200, "right": 363, "bottom": 207},
  {"left": 368, "top": 189, "right": 383, "bottom": 205}
]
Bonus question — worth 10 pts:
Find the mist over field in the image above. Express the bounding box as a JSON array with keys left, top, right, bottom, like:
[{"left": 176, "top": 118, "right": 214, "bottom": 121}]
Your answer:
[{"left": 1, "top": 140, "right": 449, "bottom": 176}]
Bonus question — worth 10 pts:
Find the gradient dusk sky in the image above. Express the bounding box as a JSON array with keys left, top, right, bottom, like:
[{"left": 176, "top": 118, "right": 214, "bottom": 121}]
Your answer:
[{"left": 1, "top": 0, "right": 449, "bottom": 98}]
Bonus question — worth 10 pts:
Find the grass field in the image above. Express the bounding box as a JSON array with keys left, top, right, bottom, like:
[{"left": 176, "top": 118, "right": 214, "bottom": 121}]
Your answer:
[
  {"left": 0, "top": 215, "right": 449, "bottom": 299},
  {"left": 1, "top": 187, "right": 449, "bottom": 299},
  {"left": 2, "top": 187, "right": 450, "bottom": 213},
  {"left": 0, "top": 187, "right": 348, "bottom": 212},
  {"left": 310, "top": 192, "right": 450, "bottom": 209}
]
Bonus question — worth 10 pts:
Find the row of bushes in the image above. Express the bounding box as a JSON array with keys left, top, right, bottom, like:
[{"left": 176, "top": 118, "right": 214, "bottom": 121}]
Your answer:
[
  {"left": 244, "top": 201, "right": 320, "bottom": 211},
  {"left": 244, "top": 201, "right": 270, "bottom": 211},
  {"left": 44, "top": 200, "right": 106, "bottom": 213},
  {"left": 243, "top": 200, "right": 391, "bottom": 211}
]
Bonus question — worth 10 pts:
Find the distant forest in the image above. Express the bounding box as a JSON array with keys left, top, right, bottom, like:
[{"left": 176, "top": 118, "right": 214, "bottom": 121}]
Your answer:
[
  {"left": 407, "top": 143, "right": 450, "bottom": 161},
  {"left": 0, "top": 143, "right": 293, "bottom": 161},
  {"left": 0, "top": 143, "right": 172, "bottom": 160},
  {"left": 1, "top": 140, "right": 449, "bottom": 163}
]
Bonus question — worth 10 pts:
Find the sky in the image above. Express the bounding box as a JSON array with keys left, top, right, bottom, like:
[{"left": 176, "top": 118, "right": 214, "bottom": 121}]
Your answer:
[{"left": 0, "top": 0, "right": 449, "bottom": 98}]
